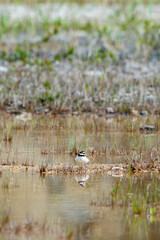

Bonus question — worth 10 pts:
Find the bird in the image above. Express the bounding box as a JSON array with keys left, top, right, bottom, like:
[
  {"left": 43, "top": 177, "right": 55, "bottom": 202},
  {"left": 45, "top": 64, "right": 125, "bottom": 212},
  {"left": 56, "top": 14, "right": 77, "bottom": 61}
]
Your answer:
[
  {"left": 75, "top": 151, "right": 90, "bottom": 164},
  {"left": 75, "top": 175, "right": 89, "bottom": 188}
]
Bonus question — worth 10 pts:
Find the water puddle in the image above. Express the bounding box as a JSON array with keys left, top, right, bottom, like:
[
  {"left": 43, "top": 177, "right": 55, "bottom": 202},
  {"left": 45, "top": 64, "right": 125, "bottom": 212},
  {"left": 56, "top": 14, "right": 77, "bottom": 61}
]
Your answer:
[
  {"left": 0, "top": 118, "right": 159, "bottom": 165},
  {"left": 0, "top": 172, "right": 160, "bottom": 239},
  {"left": 0, "top": 116, "right": 160, "bottom": 239}
]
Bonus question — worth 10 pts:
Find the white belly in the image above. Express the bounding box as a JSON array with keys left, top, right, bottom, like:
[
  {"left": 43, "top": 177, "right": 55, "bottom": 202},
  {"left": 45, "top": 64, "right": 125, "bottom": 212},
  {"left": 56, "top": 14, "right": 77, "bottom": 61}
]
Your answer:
[
  {"left": 75, "top": 156, "right": 90, "bottom": 163},
  {"left": 75, "top": 175, "right": 89, "bottom": 182}
]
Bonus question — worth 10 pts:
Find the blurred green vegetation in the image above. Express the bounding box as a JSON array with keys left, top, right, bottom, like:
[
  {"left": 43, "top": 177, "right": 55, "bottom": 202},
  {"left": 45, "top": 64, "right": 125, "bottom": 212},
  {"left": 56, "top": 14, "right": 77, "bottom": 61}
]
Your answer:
[{"left": 0, "top": 0, "right": 160, "bottom": 4}]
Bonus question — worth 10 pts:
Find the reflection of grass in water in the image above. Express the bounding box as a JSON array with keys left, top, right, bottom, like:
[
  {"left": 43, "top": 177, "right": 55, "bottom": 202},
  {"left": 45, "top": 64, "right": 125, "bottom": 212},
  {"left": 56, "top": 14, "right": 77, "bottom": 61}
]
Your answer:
[
  {"left": 0, "top": 116, "right": 159, "bottom": 164},
  {"left": 2, "top": 121, "right": 14, "bottom": 142},
  {"left": 93, "top": 177, "right": 160, "bottom": 217},
  {"left": 0, "top": 210, "right": 10, "bottom": 230},
  {"left": 0, "top": 209, "right": 47, "bottom": 235},
  {"left": 68, "top": 136, "right": 78, "bottom": 155},
  {"left": 0, "top": 191, "right": 70, "bottom": 236},
  {"left": 0, "top": 207, "right": 73, "bottom": 238},
  {"left": 91, "top": 177, "right": 160, "bottom": 239},
  {"left": 10, "top": 115, "right": 160, "bottom": 133},
  {"left": 68, "top": 134, "right": 90, "bottom": 155},
  {"left": 1, "top": 175, "right": 19, "bottom": 190},
  {"left": 129, "top": 215, "right": 148, "bottom": 240}
]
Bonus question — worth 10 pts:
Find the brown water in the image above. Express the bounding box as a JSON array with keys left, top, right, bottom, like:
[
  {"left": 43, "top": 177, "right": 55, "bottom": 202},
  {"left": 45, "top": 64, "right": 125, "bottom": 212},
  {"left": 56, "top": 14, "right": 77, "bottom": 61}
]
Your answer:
[
  {"left": 0, "top": 173, "right": 160, "bottom": 240},
  {"left": 0, "top": 116, "right": 160, "bottom": 239},
  {"left": 0, "top": 120, "right": 160, "bottom": 165}
]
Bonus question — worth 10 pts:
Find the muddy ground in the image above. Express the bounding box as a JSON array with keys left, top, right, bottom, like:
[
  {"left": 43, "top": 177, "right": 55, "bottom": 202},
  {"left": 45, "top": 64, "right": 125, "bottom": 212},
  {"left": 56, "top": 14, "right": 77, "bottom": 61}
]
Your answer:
[{"left": 0, "top": 2, "right": 160, "bottom": 239}]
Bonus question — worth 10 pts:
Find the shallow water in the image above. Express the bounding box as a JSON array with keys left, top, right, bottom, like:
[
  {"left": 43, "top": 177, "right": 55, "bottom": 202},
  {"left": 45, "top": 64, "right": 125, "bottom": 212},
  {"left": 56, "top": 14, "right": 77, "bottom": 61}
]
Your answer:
[
  {"left": 0, "top": 120, "right": 159, "bottom": 165},
  {"left": 0, "top": 172, "right": 160, "bottom": 240},
  {"left": 0, "top": 116, "right": 160, "bottom": 239}
]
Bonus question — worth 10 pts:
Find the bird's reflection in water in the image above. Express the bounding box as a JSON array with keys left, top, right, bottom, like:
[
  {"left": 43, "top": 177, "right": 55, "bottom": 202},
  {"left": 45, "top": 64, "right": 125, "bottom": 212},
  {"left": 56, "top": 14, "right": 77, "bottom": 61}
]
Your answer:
[{"left": 75, "top": 175, "right": 89, "bottom": 188}]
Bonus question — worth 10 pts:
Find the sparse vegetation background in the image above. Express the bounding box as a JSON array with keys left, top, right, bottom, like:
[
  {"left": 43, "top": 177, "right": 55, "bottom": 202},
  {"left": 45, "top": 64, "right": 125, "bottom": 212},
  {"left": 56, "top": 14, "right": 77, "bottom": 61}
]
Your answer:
[{"left": 0, "top": 0, "right": 160, "bottom": 115}]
